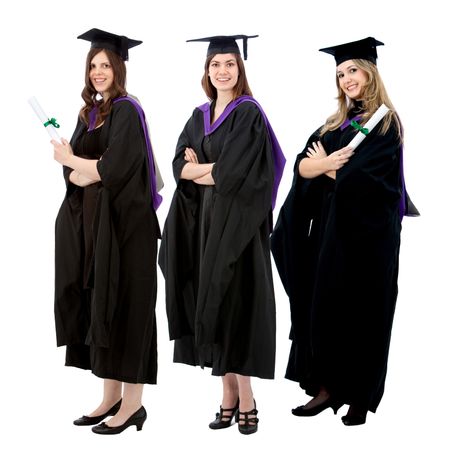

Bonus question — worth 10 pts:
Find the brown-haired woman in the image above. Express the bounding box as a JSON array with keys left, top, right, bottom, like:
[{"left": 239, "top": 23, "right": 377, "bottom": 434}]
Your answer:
[
  {"left": 159, "top": 35, "right": 285, "bottom": 435},
  {"left": 272, "top": 37, "right": 418, "bottom": 426},
  {"left": 52, "top": 28, "right": 161, "bottom": 435}
]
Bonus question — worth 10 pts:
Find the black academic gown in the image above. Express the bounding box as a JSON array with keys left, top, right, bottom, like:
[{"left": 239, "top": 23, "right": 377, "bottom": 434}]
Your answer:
[
  {"left": 272, "top": 110, "right": 402, "bottom": 411},
  {"left": 54, "top": 100, "right": 160, "bottom": 384},
  {"left": 159, "top": 101, "right": 276, "bottom": 379}
]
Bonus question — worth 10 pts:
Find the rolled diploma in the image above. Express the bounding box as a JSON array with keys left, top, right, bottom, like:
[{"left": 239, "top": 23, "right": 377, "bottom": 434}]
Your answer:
[
  {"left": 347, "top": 103, "right": 389, "bottom": 149},
  {"left": 28, "top": 96, "right": 61, "bottom": 142}
]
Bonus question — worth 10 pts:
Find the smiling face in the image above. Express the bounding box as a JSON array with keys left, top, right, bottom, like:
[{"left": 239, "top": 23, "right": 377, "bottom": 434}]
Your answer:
[
  {"left": 89, "top": 50, "right": 114, "bottom": 99},
  {"left": 336, "top": 59, "right": 369, "bottom": 100},
  {"left": 208, "top": 53, "right": 239, "bottom": 95}
]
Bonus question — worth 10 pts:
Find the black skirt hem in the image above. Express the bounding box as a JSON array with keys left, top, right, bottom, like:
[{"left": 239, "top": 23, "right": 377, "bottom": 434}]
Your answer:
[{"left": 65, "top": 362, "right": 157, "bottom": 385}]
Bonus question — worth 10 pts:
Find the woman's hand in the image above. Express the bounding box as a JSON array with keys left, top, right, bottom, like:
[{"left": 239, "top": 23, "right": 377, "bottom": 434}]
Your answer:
[
  {"left": 306, "top": 141, "right": 328, "bottom": 159},
  {"left": 52, "top": 140, "right": 101, "bottom": 181},
  {"left": 52, "top": 138, "right": 74, "bottom": 166},
  {"left": 299, "top": 142, "right": 353, "bottom": 179},
  {"left": 180, "top": 148, "right": 215, "bottom": 181},
  {"left": 69, "top": 170, "right": 97, "bottom": 187},
  {"left": 184, "top": 147, "right": 199, "bottom": 164},
  {"left": 307, "top": 141, "right": 353, "bottom": 170},
  {"left": 323, "top": 146, "right": 353, "bottom": 171},
  {"left": 193, "top": 172, "right": 215, "bottom": 185}
]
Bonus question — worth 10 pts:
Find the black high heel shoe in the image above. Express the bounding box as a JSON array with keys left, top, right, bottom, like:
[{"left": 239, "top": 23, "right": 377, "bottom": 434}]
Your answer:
[
  {"left": 292, "top": 397, "right": 343, "bottom": 417},
  {"left": 341, "top": 406, "right": 367, "bottom": 426},
  {"left": 73, "top": 399, "right": 122, "bottom": 426},
  {"left": 91, "top": 406, "right": 147, "bottom": 435},
  {"left": 238, "top": 400, "right": 259, "bottom": 435},
  {"left": 209, "top": 400, "right": 239, "bottom": 429}
]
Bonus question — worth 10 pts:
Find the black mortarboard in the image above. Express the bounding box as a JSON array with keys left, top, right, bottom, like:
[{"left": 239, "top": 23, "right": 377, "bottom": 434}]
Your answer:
[
  {"left": 77, "top": 28, "right": 142, "bottom": 61},
  {"left": 186, "top": 35, "right": 258, "bottom": 60},
  {"left": 319, "top": 37, "right": 384, "bottom": 65}
]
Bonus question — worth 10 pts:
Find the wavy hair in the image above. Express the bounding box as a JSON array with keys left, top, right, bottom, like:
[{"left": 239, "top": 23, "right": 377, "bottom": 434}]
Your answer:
[
  {"left": 320, "top": 59, "right": 401, "bottom": 140},
  {"left": 79, "top": 48, "right": 127, "bottom": 127}
]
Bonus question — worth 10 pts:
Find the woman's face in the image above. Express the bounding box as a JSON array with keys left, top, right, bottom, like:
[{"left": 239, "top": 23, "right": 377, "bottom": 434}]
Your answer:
[
  {"left": 336, "top": 59, "right": 368, "bottom": 100},
  {"left": 208, "top": 53, "right": 239, "bottom": 93},
  {"left": 89, "top": 50, "right": 114, "bottom": 97}
]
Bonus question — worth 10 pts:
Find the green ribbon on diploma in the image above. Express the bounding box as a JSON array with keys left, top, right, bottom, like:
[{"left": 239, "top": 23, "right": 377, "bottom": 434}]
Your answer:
[
  {"left": 44, "top": 118, "right": 60, "bottom": 128},
  {"left": 350, "top": 120, "right": 369, "bottom": 135}
]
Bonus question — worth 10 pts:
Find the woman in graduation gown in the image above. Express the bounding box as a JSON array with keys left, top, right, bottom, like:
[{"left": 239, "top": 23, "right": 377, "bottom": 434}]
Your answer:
[
  {"left": 271, "top": 37, "right": 418, "bottom": 426},
  {"left": 159, "top": 35, "right": 285, "bottom": 435},
  {"left": 52, "top": 29, "right": 161, "bottom": 435}
]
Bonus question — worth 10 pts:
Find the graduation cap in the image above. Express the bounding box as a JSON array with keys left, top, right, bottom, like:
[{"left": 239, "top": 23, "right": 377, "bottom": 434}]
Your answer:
[
  {"left": 187, "top": 35, "right": 258, "bottom": 60},
  {"left": 77, "top": 28, "right": 142, "bottom": 61},
  {"left": 319, "top": 37, "right": 384, "bottom": 65}
]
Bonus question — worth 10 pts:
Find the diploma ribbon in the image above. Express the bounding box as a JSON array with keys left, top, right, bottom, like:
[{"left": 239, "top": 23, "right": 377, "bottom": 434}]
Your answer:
[
  {"left": 44, "top": 117, "right": 60, "bottom": 128},
  {"left": 350, "top": 120, "right": 369, "bottom": 135}
]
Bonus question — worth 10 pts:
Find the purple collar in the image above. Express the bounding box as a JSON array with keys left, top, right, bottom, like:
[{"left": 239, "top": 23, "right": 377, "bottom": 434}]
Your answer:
[
  {"left": 88, "top": 106, "right": 98, "bottom": 132},
  {"left": 340, "top": 115, "right": 362, "bottom": 131},
  {"left": 198, "top": 99, "right": 240, "bottom": 136},
  {"left": 197, "top": 96, "right": 286, "bottom": 209}
]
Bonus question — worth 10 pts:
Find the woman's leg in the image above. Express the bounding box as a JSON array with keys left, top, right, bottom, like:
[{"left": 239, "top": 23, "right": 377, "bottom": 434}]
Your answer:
[
  {"left": 291, "top": 385, "right": 343, "bottom": 417},
  {"left": 209, "top": 373, "right": 239, "bottom": 429},
  {"left": 235, "top": 375, "right": 254, "bottom": 413},
  {"left": 301, "top": 386, "right": 331, "bottom": 409},
  {"left": 236, "top": 375, "right": 258, "bottom": 433},
  {"left": 106, "top": 382, "right": 144, "bottom": 427},
  {"left": 221, "top": 373, "right": 239, "bottom": 408},
  {"left": 87, "top": 378, "right": 122, "bottom": 417}
]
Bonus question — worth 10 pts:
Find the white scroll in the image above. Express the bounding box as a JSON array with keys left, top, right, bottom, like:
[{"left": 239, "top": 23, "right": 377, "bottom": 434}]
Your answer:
[
  {"left": 28, "top": 96, "right": 61, "bottom": 142},
  {"left": 347, "top": 103, "right": 389, "bottom": 149}
]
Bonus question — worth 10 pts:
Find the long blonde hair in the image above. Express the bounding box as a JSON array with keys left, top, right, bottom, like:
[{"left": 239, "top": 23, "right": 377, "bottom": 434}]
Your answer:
[{"left": 320, "top": 59, "right": 401, "bottom": 139}]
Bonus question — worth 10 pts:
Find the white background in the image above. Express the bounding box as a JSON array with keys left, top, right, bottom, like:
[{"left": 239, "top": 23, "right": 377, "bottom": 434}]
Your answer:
[{"left": 1, "top": 0, "right": 448, "bottom": 463}]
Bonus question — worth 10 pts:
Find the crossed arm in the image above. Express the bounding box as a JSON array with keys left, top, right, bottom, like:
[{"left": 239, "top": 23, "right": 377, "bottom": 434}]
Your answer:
[
  {"left": 180, "top": 147, "right": 215, "bottom": 185},
  {"left": 52, "top": 138, "right": 101, "bottom": 187},
  {"left": 299, "top": 140, "right": 353, "bottom": 180}
]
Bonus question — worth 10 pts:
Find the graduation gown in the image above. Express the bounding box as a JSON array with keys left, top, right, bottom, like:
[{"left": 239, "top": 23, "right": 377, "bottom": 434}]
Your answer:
[
  {"left": 271, "top": 109, "right": 404, "bottom": 411},
  {"left": 159, "top": 98, "right": 282, "bottom": 379},
  {"left": 54, "top": 98, "right": 160, "bottom": 384}
]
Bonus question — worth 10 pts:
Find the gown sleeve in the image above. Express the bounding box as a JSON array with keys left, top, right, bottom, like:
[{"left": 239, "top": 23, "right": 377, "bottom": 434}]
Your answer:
[
  {"left": 211, "top": 102, "right": 272, "bottom": 200},
  {"left": 195, "top": 102, "right": 275, "bottom": 345},
  {"left": 159, "top": 113, "right": 199, "bottom": 340},
  {"left": 90, "top": 101, "right": 149, "bottom": 348},
  {"left": 173, "top": 114, "right": 194, "bottom": 183},
  {"left": 335, "top": 122, "right": 402, "bottom": 231},
  {"left": 96, "top": 101, "right": 145, "bottom": 192},
  {"left": 62, "top": 118, "right": 87, "bottom": 197},
  {"left": 270, "top": 126, "right": 323, "bottom": 297}
]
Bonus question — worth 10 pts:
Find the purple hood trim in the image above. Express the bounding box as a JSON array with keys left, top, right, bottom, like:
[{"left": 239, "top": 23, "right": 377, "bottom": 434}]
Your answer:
[
  {"left": 197, "top": 96, "right": 286, "bottom": 209},
  {"left": 88, "top": 97, "right": 162, "bottom": 211}
]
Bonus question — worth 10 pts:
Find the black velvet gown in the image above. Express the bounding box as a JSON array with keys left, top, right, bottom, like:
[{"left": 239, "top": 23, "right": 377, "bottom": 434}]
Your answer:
[
  {"left": 272, "top": 107, "right": 403, "bottom": 411},
  {"left": 54, "top": 100, "right": 159, "bottom": 384},
  {"left": 159, "top": 101, "right": 276, "bottom": 379}
]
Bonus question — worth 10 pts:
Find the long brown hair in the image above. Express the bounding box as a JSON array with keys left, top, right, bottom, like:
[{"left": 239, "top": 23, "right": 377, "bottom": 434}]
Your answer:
[
  {"left": 320, "top": 59, "right": 401, "bottom": 139},
  {"left": 79, "top": 48, "right": 127, "bottom": 127},
  {"left": 201, "top": 53, "right": 253, "bottom": 100}
]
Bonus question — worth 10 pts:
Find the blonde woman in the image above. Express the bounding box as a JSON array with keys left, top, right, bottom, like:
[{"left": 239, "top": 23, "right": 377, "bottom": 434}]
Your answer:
[{"left": 272, "top": 37, "right": 418, "bottom": 426}]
